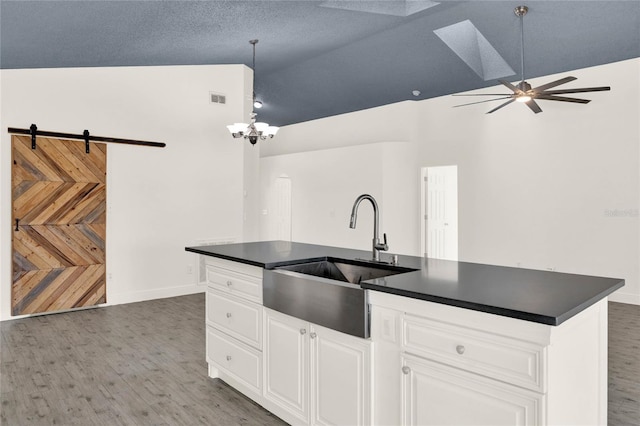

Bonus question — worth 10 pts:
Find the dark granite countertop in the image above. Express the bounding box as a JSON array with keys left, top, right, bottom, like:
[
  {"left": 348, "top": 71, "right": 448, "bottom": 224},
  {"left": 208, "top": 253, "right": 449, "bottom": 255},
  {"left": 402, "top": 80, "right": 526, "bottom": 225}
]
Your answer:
[{"left": 186, "top": 241, "right": 624, "bottom": 326}]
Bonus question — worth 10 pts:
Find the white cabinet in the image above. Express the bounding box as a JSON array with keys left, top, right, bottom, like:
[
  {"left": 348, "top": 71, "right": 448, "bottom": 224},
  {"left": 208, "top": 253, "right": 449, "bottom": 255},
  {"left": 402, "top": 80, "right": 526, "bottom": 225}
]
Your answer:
[
  {"left": 401, "top": 354, "right": 542, "bottom": 426},
  {"left": 263, "top": 308, "right": 372, "bottom": 426},
  {"left": 203, "top": 256, "right": 371, "bottom": 426},
  {"left": 263, "top": 307, "right": 309, "bottom": 423},
  {"left": 369, "top": 291, "right": 609, "bottom": 426},
  {"left": 400, "top": 315, "right": 543, "bottom": 425},
  {"left": 201, "top": 256, "right": 608, "bottom": 426},
  {"left": 204, "top": 257, "right": 263, "bottom": 401}
]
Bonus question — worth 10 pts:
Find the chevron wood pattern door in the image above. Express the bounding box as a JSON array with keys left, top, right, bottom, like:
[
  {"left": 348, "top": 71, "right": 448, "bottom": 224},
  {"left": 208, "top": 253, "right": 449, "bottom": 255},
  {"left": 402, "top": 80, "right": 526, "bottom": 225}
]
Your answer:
[{"left": 11, "top": 135, "right": 107, "bottom": 315}]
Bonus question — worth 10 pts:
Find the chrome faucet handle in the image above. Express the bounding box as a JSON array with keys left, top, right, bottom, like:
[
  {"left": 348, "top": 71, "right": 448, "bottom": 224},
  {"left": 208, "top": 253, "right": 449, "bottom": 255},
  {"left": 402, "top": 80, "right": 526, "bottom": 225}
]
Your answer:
[
  {"left": 375, "top": 233, "right": 389, "bottom": 251},
  {"left": 376, "top": 233, "right": 389, "bottom": 251}
]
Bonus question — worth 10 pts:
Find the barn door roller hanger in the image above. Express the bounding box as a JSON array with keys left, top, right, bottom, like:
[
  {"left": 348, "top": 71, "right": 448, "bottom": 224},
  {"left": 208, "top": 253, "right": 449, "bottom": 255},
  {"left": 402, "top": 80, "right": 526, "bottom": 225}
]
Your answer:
[{"left": 8, "top": 123, "right": 166, "bottom": 151}]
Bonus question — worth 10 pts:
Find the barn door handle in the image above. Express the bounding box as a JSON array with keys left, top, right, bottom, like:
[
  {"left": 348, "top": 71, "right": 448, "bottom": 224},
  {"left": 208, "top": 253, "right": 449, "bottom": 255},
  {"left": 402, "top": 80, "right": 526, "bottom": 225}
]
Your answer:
[{"left": 15, "top": 219, "right": 19, "bottom": 231}]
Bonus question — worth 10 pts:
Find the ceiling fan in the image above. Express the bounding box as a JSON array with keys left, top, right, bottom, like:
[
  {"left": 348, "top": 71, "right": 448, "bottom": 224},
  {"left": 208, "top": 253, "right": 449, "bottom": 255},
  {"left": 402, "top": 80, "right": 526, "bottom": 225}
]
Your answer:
[{"left": 454, "top": 5, "right": 610, "bottom": 114}]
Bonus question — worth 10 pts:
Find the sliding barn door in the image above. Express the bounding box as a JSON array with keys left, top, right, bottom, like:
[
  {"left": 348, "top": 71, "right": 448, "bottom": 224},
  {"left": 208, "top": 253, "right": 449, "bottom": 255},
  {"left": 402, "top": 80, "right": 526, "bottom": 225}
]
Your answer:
[{"left": 11, "top": 135, "right": 106, "bottom": 315}]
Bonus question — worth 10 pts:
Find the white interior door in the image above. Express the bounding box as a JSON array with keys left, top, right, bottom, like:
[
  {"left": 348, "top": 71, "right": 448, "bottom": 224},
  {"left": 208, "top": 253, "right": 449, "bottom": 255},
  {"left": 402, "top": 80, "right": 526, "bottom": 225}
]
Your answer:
[{"left": 421, "top": 166, "right": 458, "bottom": 260}]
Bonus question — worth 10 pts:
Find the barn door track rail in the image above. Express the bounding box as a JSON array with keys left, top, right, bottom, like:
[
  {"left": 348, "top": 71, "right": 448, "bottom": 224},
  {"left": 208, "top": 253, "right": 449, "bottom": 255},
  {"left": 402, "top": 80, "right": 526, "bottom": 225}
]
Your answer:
[{"left": 8, "top": 124, "right": 166, "bottom": 152}]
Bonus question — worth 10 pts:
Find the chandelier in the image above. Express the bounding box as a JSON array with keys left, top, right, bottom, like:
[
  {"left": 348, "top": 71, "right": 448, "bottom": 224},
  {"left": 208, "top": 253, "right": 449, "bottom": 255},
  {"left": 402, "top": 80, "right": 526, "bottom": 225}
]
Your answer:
[{"left": 227, "top": 39, "right": 279, "bottom": 145}]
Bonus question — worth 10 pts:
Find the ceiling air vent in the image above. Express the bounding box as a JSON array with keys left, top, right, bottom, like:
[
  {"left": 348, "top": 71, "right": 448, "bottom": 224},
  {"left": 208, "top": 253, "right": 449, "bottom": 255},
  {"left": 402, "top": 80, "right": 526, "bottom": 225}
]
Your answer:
[{"left": 209, "top": 92, "right": 226, "bottom": 105}]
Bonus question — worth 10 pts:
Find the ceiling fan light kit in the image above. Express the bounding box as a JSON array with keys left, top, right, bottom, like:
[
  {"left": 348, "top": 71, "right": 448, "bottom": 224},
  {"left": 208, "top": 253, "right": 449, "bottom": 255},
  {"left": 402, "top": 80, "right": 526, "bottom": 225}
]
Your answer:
[{"left": 454, "top": 5, "right": 610, "bottom": 114}]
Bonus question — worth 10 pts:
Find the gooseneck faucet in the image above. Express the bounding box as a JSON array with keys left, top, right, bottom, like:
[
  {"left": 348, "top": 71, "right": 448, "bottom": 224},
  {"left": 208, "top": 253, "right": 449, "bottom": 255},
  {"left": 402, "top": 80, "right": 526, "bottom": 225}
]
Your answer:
[{"left": 349, "top": 194, "right": 389, "bottom": 261}]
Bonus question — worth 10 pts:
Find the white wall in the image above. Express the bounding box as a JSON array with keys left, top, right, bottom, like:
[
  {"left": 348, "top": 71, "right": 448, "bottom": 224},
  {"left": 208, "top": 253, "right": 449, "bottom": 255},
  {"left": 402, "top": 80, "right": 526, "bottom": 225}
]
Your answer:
[
  {"left": 0, "top": 64, "right": 253, "bottom": 320},
  {"left": 260, "top": 143, "right": 384, "bottom": 250},
  {"left": 260, "top": 142, "right": 419, "bottom": 256},
  {"left": 261, "top": 58, "right": 640, "bottom": 304}
]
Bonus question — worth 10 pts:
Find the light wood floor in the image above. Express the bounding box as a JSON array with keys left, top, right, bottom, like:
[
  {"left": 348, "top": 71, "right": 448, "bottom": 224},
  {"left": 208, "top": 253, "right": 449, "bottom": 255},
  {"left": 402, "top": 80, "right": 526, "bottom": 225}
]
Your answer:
[
  {"left": 0, "top": 294, "right": 285, "bottom": 426},
  {"left": 1, "top": 295, "right": 638, "bottom": 425}
]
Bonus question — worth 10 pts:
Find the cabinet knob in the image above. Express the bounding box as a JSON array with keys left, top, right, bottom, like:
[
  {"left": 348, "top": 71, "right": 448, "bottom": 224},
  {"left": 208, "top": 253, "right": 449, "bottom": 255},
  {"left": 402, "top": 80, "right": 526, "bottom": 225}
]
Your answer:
[
  {"left": 456, "top": 345, "right": 466, "bottom": 355},
  {"left": 226, "top": 280, "right": 233, "bottom": 286},
  {"left": 226, "top": 312, "right": 232, "bottom": 318},
  {"left": 300, "top": 328, "right": 307, "bottom": 335},
  {"left": 226, "top": 355, "right": 232, "bottom": 361},
  {"left": 310, "top": 332, "right": 317, "bottom": 339},
  {"left": 402, "top": 366, "right": 411, "bottom": 375}
]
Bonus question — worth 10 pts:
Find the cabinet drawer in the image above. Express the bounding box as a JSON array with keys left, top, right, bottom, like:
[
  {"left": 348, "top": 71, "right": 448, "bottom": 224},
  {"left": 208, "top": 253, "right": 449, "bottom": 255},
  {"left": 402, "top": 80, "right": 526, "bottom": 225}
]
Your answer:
[
  {"left": 207, "top": 289, "right": 262, "bottom": 349},
  {"left": 204, "top": 256, "right": 263, "bottom": 278},
  {"left": 207, "top": 327, "right": 262, "bottom": 393},
  {"left": 402, "top": 314, "right": 545, "bottom": 392},
  {"left": 206, "top": 265, "right": 262, "bottom": 303}
]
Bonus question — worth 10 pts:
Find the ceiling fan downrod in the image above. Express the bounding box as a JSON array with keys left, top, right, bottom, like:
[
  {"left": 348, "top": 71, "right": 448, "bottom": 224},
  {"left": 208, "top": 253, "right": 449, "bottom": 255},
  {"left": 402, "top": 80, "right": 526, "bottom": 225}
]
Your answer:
[{"left": 515, "top": 5, "right": 528, "bottom": 85}]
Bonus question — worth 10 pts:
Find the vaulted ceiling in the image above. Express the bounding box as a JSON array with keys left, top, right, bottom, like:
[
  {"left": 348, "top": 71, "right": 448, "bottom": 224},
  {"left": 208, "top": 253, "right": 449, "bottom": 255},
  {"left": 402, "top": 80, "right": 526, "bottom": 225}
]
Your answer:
[{"left": 2, "top": 1, "right": 639, "bottom": 126}]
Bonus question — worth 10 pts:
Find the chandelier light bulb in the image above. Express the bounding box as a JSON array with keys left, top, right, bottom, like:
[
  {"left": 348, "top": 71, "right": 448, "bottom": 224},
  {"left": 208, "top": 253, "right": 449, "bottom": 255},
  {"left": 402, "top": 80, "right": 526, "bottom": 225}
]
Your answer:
[{"left": 254, "top": 100, "right": 263, "bottom": 109}]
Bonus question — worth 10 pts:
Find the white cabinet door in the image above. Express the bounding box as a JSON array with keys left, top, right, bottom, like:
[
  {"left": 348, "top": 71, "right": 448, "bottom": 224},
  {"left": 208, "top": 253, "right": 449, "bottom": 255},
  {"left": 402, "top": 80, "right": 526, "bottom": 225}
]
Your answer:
[
  {"left": 263, "top": 308, "right": 372, "bottom": 426},
  {"left": 401, "top": 355, "right": 543, "bottom": 426},
  {"left": 311, "top": 325, "right": 371, "bottom": 426},
  {"left": 264, "top": 309, "right": 310, "bottom": 424}
]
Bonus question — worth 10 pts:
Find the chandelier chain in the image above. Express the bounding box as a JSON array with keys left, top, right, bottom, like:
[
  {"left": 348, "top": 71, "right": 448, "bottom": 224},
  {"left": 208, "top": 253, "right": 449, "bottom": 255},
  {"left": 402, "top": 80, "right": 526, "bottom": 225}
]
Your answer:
[{"left": 250, "top": 39, "right": 258, "bottom": 102}]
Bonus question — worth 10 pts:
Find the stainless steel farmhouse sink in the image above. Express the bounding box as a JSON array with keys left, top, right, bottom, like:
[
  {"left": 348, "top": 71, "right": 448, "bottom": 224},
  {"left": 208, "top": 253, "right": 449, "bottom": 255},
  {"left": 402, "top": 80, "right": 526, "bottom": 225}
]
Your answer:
[{"left": 263, "top": 259, "right": 416, "bottom": 338}]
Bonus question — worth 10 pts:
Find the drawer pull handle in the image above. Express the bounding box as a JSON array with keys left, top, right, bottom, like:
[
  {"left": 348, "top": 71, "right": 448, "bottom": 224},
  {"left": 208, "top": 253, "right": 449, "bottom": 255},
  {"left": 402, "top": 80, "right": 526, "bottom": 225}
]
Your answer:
[
  {"left": 310, "top": 332, "right": 317, "bottom": 339},
  {"left": 456, "top": 345, "right": 466, "bottom": 355},
  {"left": 226, "top": 312, "right": 232, "bottom": 318},
  {"left": 300, "top": 328, "right": 307, "bottom": 335},
  {"left": 226, "top": 280, "right": 233, "bottom": 286},
  {"left": 402, "top": 366, "right": 411, "bottom": 375},
  {"left": 226, "top": 355, "right": 232, "bottom": 361}
]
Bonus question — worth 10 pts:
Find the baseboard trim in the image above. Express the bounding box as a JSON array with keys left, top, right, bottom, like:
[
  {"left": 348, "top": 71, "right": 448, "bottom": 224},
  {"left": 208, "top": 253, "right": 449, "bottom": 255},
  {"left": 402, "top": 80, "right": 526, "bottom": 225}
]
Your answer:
[
  {"left": 107, "top": 283, "right": 205, "bottom": 306},
  {"left": 0, "top": 284, "right": 206, "bottom": 322}
]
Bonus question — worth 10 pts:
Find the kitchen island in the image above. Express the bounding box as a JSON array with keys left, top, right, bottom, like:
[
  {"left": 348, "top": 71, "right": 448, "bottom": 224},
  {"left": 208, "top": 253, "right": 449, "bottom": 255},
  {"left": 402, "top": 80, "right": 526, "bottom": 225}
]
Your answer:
[{"left": 186, "top": 240, "right": 624, "bottom": 426}]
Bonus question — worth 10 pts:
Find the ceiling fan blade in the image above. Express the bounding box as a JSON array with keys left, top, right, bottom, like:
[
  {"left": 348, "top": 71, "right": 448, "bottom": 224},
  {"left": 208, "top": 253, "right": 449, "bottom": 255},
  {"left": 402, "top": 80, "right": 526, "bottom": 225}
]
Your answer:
[
  {"left": 525, "top": 99, "right": 542, "bottom": 113},
  {"left": 542, "top": 86, "right": 611, "bottom": 95},
  {"left": 486, "top": 98, "right": 516, "bottom": 114},
  {"left": 531, "top": 76, "right": 577, "bottom": 92},
  {"left": 454, "top": 96, "right": 513, "bottom": 108},
  {"left": 536, "top": 95, "right": 591, "bottom": 104},
  {"left": 452, "top": 93, "right": 512, "bottom": 97},
  {"left": 498, "top": 80, "right": 521, "bottom": 93}
]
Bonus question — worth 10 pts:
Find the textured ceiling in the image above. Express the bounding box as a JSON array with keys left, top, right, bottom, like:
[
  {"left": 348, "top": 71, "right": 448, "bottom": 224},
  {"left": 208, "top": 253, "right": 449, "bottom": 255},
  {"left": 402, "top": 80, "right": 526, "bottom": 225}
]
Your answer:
[{"left": 1, "top": 1, "right": 639, "bottom": 126}]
